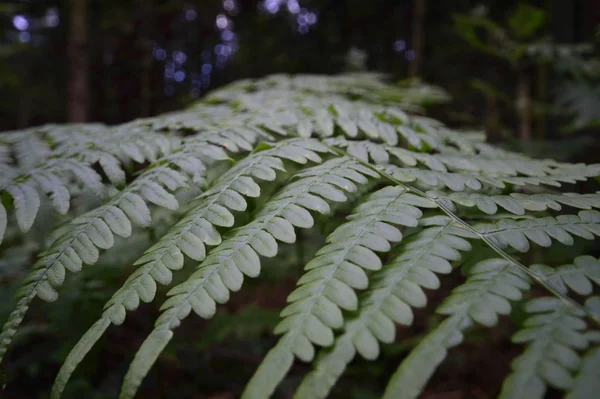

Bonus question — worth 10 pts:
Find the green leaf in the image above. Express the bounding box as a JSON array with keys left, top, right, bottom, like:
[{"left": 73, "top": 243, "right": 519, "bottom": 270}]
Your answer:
[
  {"left": 566, "top": 347, "right": 600, "bottom": 399},
  {"left": 7, "top": 183, "right": 40, "bottom": 232},
  {"left": 241, "top": 339, "right": 295, "bottom": 399}
]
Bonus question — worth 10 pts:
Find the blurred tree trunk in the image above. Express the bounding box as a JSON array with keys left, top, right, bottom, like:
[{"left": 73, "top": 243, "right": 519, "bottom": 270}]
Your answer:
[
  {"left": 484, "top": 30, "right": 502, "bottom": 143},
  {"left": 68, "top": 0, "right": 88, "bottom": 122},
  {"left": 535, "top": 64, "right": 547, "bottom": 140},
  {"left": 17, "top": 89, "right": 31, "bottom": 129},
  {"left": 485, "top": 94, "right": 501, "bottom": 143},
  {"left": 409, "top": 0, "right": 425, "bottom": 79},
  {"left": 548, "top": 0, "right": 578, "bottom": 138},
  {"left": 516, "top": 70, "right": 531, "bottom": 141},
  {"left": 138, "top": 0, "right": 153, "bottom": 117},
  {"left": 17, "top": 58, "right": 31, "bottom": 128}
]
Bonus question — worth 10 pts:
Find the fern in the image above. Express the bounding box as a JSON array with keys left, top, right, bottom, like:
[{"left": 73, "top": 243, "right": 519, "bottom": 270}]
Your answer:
[
  {"left": 243, "top": 187, "right": 437, "bottom": 398},
  {"left": 295, "top": 216, "right": 472, "bottom": 398},
  {"left": 475, "top": 211, "right": 600, "bottom": 252},
  {"left": 1, "top": 73, "right": 599, "bottom": 399},
  {"left": 52, "top": 137, "right": 327, "bottom": 397},
  {"left": 499, "top": 297, "right": 590, "bottom": 398},
  {"left": 438, "top": 191, "right": 600, "bottom": 215},
  {"left": 530, "top": 256, "right": 600, "bottom": 296},
  {"left": 568, "top": 345, "right": 600, "bottom": 399},
  {"left": 0, "top": 122, "right": 178, "bottom": 239},
  {"left": 381, "top": 257, "right": 532, "bottom": 399},
  {"left": 0, "top": 129, "right": 255, "bottom": 364}
]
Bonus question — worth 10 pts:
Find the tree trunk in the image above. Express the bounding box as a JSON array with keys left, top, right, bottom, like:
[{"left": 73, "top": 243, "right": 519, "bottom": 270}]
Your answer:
[
  {"left": 408, "top": 0, "right": 426, "bottom": 79},
  {"left": 68, "top": 0, "right": 88, "bottom": 122},
  {"left": 138, "top": 0, "right": 153, "bottom": 117},
  {"left": 17, "top": 59, "right": 31, "bottom": 129},
  {"left": 485, "top": 94, "right": 502, "bottom": 143},
  {"left": 516, "top": 71, "right": 531, "bottom": 141},
  {"left": 535, "top": 64, "right": 547, "bottom": 140}
]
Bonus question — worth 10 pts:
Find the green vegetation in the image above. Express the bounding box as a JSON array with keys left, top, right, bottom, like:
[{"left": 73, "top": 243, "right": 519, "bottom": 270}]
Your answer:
[{"left": 1, "top": 73, "right": 599, "bottom": 398}]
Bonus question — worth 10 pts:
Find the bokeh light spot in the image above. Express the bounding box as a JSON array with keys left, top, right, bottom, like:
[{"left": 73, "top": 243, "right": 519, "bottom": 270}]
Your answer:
[
  {"left": 221, "top": 30, "right": 234, "bottom": 41},
  {"left": 173, "top": 50, "right": 187, "bottom": 64},
  {"left": 393, "top": 40, "right": 406, "bottom": 52},
  {"left": 174, "top": 70, "right": 186, "bottom": 82},
  {"left": 44, "top": 8, "right": 60, "bottom": 27},
  {"left": 19, "top": 31, "right": 30, "bottom": 43},
  {"left": 13, "top": 15, "right": 29, "bottom": 31},
  {"left": 154, "top": 48, "right": 167, "bottom": 60},
  {"left": 216, "top": 14, "right": 229, "bottom": 29},
  {"left": 185, "top": 9, "right": 197, "bottom": 21}
]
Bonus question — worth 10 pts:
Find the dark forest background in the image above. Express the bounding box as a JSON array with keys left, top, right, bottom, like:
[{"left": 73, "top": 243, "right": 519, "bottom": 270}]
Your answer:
[{"left": 2, "top": 1, "right": 598, "bottom": 136}]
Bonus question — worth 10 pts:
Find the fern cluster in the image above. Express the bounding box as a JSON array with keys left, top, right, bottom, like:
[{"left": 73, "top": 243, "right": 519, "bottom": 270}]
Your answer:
[{"left": 1, "top": 72, "right": 599, "bottom": 398}]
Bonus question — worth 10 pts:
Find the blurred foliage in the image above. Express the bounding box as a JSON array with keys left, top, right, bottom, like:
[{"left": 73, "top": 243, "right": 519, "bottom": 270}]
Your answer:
[
  {"left": 453, "top": 4, "right": 546, "bottom": 64},
  {"left": 453, "top": 1, "right": 600, "bottom": 156}
]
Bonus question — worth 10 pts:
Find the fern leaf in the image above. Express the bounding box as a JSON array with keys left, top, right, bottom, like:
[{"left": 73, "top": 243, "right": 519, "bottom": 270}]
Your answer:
[
  {"left": 2, "top": 157, "right": 106, "bottom": 235},
  {"left": 247, "top": 187, "right": 437, "bottom": 397},
  {"left": 436, "top": 191, "right": 600, "bottom": 215},
  {"left": 51, "top": 138, "right": 329, "bottom": 397},
  {"left": 1, "top": 160, "right": 98, "bottom": 235},
  {"left": 295, "top": 217, "right": 473, "bottom": 398},
  {"left": 13, "top": 132, "right": 52, "bottom": 168},
  {"left": 0, "top": 135, "right": 233, "bottom": 366},
  {"left": 50, "top": 318, "right": 112, "bottom": 398},
  {"left": 227, "top": 91, "right": 443, "bottom": 146},
  {"left": 385, "top": 314, "right": 471, "bottom": 399},
  {"left": 476, "top": 210, "right": 600, "bottom": 252},
  {"left": 382, "top": 258, "right": 531, "bottom": 399},
  {"left": 499, "top": 297, "right": 588, "bottom": 399},
  {"left": 385, "top": 165, "right": 600, "bottom": 191},
  {"left": 0, "top": 123, "right": 181, "bottom": 237},
  {"left": 6, "top": 183, "right": 41, "bottom": 233},
  {"left": 530, "top": 256, "right": 600, "bottom": 296},
  {"left": 119, "top": 157, "right": 376, "bottom": 399},
  {"left": 328, "top": 138, "right": 581, "bottom": 180},
  {"left": 566, "top": 347, "right": 600, "bottom": 399},
  {"left": 3, "top": 72, "right": 600, "bottom": 399}
]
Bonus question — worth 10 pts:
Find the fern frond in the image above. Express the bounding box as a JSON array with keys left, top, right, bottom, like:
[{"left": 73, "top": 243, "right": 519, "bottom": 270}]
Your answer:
[
  {"left": 530, "top": 256, "right": 600, "bottom": 296},
  {"left": 3, "top": 72, "right": 600, "bottom": 399},
  {"left": 213, "top": 89, "right": 448, "bottom": 147},
  {"left": 0, "top": 132, "right": 238, "bottom": 365},
  {"left": 0, "top": 123, "right": 179, "bottom": 240},
  {"left": 207, "top": 73, "right": 449, "bottom": 109},
  {"left": 435, "top": 191, "right": 600, "bottom": 215},
  {"left": 328, "top": 137, "right": 580, "bottom": 179},
  {"left": 119, "top": 156, "right": 377, "bottom": 399},
  {"left": 1, "top": 159, "right": 104, "bottom": 235},
  {"left": 50, "top": 137, "right": 328, "bottom": 397},
  {"left": 567, "top": 346, "right": 600, "bottom": 399},
  {"left": 385, "top": 165, "right": 600, "bottom": 191},
  {"left": 13, "top": 131, "right": 53, "bottom": 168},
  {"left": 499, "top": 297, "right": 589, "bottom": 399},
  {"left": 475, "top": 210, "right": 600, "bottom": 252},
  {"left": 382, "top": 258, "right": 531, "bottom": 399},
  {"left": 244, "top": 187, "right": 438, "bottom": 397},
  {"left": 294, "top": 216, "right": 473, "bottom": 398}
]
